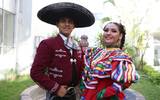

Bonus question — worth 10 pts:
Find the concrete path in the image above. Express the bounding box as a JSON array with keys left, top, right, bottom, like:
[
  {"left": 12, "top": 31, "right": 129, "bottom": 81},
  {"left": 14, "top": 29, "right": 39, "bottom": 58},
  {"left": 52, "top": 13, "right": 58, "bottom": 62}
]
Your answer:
[
  {"left": 20, "top": 85, "right": 145, "bottom": 100},
  {"left": 124, "top": 89, "right": 145, "bottom": 100}
]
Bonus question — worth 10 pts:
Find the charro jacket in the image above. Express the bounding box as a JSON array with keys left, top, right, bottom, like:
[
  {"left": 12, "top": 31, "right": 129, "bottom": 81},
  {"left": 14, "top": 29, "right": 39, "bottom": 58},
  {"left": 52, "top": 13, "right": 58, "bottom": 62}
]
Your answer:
[{"left": 30, "top": 34, "right": 84, "bottom": 93}]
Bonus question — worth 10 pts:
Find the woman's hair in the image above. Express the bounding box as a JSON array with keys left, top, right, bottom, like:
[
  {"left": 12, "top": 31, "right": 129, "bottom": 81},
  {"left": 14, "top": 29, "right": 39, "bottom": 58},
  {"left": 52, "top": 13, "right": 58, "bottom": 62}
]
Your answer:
[{"left": 103, "top": 22, "right": 126, "bottom": 49}]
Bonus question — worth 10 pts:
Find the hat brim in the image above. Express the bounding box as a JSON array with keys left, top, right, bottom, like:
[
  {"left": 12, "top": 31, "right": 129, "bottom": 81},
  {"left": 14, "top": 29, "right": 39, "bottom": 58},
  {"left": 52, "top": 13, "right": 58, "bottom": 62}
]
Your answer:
[{"left": 37, "top": 2, "right": 95, "bottom": 27}]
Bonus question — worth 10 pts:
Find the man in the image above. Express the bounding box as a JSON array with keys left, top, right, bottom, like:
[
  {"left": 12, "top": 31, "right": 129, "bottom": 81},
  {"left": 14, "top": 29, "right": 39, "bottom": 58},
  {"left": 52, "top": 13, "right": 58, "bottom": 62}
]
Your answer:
[{"left": 30, "top": 2, "right": 95, "bottom": 100}]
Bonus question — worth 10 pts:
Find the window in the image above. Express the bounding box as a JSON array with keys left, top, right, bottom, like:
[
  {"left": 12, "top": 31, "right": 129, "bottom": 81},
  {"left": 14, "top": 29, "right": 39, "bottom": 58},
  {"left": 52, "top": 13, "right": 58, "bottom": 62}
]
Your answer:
[
  {"left": 0, "top": 9, "right": 15, "bottom": 54},
  {"left": 0, "top": 9, "right": 3, "bottom": 54},
  {"left": 3, "top": 10, "right": 15, "bottom": 54},
  {"left": 154, "top": 45, "right": 160, "bottom": 66}
]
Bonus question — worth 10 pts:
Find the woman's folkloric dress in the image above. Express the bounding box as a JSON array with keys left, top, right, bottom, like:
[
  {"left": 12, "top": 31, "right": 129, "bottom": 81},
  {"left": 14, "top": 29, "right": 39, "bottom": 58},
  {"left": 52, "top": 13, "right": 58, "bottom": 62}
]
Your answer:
[{"left": 80, "top": 48, "right": 140, "bottom": 100}]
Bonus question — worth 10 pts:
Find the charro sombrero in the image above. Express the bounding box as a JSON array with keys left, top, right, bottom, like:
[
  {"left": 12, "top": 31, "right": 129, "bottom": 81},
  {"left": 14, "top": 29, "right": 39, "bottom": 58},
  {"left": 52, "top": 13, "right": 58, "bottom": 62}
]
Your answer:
[{"left": 37, "top": 2, "right": 95, "bottom": 27}]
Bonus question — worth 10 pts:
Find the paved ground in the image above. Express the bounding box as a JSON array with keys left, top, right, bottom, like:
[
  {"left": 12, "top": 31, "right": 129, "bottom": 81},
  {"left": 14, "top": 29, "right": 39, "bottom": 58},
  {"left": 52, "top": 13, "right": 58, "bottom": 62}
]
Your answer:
[
  {"left": 124, "top": 89, "right": 145, "bottom": 100},
  {"left": 21, "top": 85, "right": 145, "bottom": 100}
]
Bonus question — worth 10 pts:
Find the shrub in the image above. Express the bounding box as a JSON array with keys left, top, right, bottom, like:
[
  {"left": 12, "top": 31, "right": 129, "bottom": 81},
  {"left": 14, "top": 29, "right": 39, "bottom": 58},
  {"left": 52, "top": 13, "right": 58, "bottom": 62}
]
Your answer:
[{"left": 142, "top": 65, "right": 160, "bottom": 85}]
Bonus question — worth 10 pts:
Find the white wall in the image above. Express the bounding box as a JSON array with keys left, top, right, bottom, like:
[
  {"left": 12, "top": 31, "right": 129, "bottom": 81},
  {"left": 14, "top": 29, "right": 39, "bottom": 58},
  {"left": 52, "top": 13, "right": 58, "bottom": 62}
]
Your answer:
[
  {"left": 144, "top": 36, "right": 154, "bottom": 66},
  {"left": 3, "top": 0, "right": 16, "bottom": 13},
  {"left": 0, "top": 0, "right": 32, "bottom": 79},
  {"left": 14, "top": 0, "right": 33, "bottom": 75},
  {"left": 0, "top": 0, "right": 2, "bottom": 8}
]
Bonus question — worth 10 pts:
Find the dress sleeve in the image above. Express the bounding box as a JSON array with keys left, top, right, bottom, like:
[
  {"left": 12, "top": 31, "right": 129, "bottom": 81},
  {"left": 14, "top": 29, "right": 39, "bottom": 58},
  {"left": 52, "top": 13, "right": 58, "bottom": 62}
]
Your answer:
[{"left": 103, "top": 56, "right": 140, "bottom": 98}]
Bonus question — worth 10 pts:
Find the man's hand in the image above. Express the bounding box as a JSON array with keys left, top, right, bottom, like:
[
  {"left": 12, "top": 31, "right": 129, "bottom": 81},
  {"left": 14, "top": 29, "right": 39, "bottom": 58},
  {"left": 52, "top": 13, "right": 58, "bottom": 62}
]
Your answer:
[{"left": 57, "top": 85, "right": 68, "bottom": 97}]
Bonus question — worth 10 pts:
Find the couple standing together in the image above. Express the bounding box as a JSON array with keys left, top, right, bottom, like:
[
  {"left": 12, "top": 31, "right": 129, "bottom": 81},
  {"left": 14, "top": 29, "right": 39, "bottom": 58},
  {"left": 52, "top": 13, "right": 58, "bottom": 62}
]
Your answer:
[{"left": 30, "top": 2, "right": 139, "bottom": 100}]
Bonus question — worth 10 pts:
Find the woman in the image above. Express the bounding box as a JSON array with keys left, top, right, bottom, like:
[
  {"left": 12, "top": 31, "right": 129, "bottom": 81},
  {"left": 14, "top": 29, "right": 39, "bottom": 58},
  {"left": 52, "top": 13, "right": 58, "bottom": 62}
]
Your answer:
[{"left": 80, "top": 22, "right": 140, "bottom": 100}]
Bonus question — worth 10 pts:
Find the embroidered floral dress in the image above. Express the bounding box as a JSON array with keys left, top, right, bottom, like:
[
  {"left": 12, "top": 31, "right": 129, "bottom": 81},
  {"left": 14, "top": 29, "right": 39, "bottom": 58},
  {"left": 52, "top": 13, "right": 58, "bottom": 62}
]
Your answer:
[{"left": 80, "top": 47, "right": 140, "bottom": 100}]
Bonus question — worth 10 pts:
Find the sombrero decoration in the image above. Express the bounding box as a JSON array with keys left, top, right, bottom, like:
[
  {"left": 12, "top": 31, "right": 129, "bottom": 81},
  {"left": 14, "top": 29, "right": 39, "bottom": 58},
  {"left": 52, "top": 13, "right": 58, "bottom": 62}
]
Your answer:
[{"left": 37, "top": 2, "right": 95, "bottom": 27}]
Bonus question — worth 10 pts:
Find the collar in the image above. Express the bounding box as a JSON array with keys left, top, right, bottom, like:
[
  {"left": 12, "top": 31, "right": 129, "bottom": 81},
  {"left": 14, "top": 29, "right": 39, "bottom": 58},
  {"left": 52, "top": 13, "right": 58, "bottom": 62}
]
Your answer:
[
  {"left": 59, "top": 33, "right": 68, "bottom": 42},
  {"left": 59, "top": 33, "right": 79, "bottom": 50}
]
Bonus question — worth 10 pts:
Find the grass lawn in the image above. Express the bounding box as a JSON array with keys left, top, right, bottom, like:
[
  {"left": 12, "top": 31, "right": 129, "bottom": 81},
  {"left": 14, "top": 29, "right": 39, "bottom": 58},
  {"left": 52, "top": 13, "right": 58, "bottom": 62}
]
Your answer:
[
  {"left": 0, "top": 73, "right": 160, "bottom": 100},
  {"left": 131, "top": 72, "right": 160, "bottom": 100},
  {"left": 0, "top": 75, "right": 34, "bottom": 100}
]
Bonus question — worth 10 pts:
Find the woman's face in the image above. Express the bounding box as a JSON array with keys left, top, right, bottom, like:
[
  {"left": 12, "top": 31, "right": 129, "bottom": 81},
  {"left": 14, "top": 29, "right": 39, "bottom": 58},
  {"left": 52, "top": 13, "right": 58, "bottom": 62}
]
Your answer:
[
  {"left": 103, "top": 23, "right": 122, "bottom": 47},
  {"left": 57, "top": 17, "right": 75, "bottom": 37}
]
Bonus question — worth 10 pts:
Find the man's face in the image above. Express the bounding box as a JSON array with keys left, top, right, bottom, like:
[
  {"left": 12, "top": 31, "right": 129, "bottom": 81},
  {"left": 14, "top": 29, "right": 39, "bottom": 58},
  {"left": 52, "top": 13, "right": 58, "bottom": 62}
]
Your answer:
[{"left": 57, "top": 17, "right": 75, "bottom": 37}]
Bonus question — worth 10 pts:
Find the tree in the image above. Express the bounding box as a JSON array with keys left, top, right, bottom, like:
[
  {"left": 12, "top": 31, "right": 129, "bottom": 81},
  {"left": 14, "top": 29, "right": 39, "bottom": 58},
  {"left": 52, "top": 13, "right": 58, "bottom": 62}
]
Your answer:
[{"left": 96, "top": 0, "right": 159, "bottom": 70}]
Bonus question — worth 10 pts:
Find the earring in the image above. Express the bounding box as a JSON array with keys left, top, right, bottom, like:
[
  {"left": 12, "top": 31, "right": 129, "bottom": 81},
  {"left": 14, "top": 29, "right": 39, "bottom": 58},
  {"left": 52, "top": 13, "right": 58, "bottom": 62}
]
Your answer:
[{"left": 116, "top": 39, "right": 121, "bottom": 47}]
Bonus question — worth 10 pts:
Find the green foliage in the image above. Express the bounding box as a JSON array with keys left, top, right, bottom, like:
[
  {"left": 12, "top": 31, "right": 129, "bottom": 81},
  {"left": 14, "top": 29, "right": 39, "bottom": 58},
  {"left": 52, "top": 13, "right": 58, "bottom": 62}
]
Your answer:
[
  {"left": 49, "top": 30, "right": 58, "bottom": 37},
  {"left": 101, "top": 17, "right": 112, "bottom": 24},
  {"left": 0, "top": 75, "right": 34, "bottom": 100},
  {"left": 142, "top": 65, "right": 160, "bottom": 85},
  {"left": 95, "top": 32, "right": 105, "bottom": 48},
  {"left": 131, "top": 71, "right": 160, "bottom": 100},
  {"left": 4, "top": 68, "right": 19, "bottom": 80},
  {"left": 104, "top": 0, "right": 116, "bottom": 6},
  {"left": 72, "top": 35, "right": 80, "bottom": 43},
  {"left": 124, "top": 45, "right": 139, "bottom": 68},
  {"left": 123, "top": 43, "right": 137, "bottom": 57}
]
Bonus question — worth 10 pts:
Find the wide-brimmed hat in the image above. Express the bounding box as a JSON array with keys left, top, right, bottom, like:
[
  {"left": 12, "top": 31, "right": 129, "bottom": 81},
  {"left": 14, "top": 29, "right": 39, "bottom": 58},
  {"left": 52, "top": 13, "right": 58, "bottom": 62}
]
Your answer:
[{"left": 37, "top": 2, "right": 95, "bottom": 27}]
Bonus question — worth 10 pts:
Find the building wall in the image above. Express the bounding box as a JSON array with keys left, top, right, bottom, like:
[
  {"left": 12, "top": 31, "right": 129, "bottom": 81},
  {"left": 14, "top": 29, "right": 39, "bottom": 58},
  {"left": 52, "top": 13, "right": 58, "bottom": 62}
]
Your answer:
[
  {"left": 144, "top": 34, "right": 160, "bottom": 71},
  {"left": 153, "top": 38, "right": 160, "bottom": 71},
  {"left": 144, "top": 36, "right": 155, "bottom": 66},
  {"left": 0, "top": 0, "right": 16, "bottom": 13},
  {"left": 0, "top": 0, "right": 32, "bottom": 79}
]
